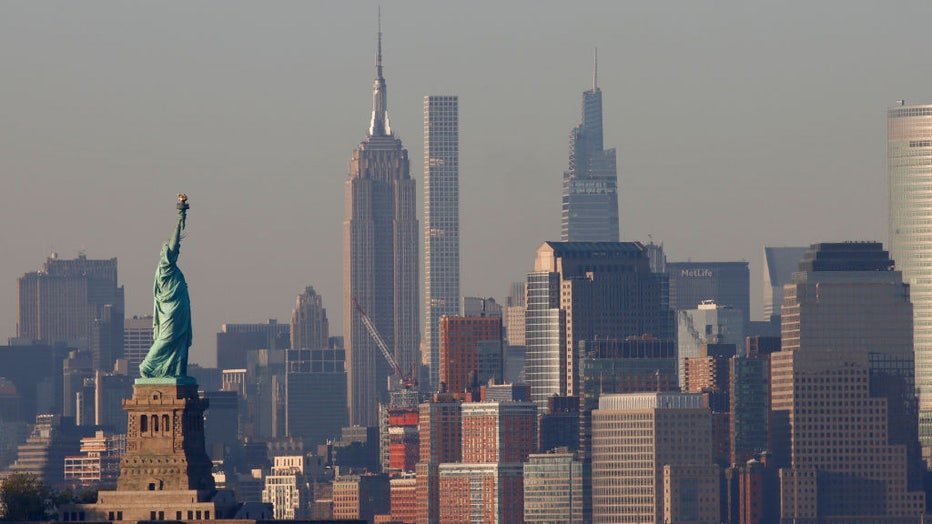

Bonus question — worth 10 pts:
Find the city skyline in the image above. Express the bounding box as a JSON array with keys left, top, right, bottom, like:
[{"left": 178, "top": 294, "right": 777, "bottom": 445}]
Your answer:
[{"left": 1, "top": 2, "right": 928, "bottom": 366}]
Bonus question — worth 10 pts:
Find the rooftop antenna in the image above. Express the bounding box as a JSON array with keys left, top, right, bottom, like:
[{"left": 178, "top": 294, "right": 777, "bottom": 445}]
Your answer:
[
  {"left": 593, "top": 47, "right": 598, "bottom": 90},
  {"left": 376, "top": 6, "right": 382, "bottom": 77}
]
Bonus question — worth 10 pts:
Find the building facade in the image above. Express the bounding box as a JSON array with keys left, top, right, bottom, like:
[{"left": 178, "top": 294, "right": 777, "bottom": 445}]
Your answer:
[
  {"left": 677, "top": 302, "right": 746, "bottom": 387},
  {"left": 285, "top": 348, "right": 348, "bottom": 448},
  {"left": 771, "top": 242, "right": 925, "bottom": 521},
  {"left": 424, "top": 95, "right": 460, "bottom": 390},
  {"left": 526, "top": 242, "right": 672, "bottom": 411},
  {"left": 290, "top": 286, "right": 329, "bottom": 351},
  {"left": 591, "top": 393, "right": 719, "bottom": 524},
  {"left": 667, "top": 261, "right": 750, "bottom": 325},
  {"left": 123, "top": 316, "right": 153, "bottom": 377},
  {"left": 440, "top": 316, "right": 502, "bottom": 394},
  {"left": 888, "top": 102, "right": 932, "bottom": 458},
  {"left": 561, "top": 53, "right": 619, "bottom": 242},
  {"left": 762, "top": 246, "right": 807, "bottom": 324},
  {"left": 17, "top": 254, "right": 124, "bottom": 370},
  {"left": 523, "top": 452, "right": 584, "bottom": 523},
  {"left": 343, "top": 25, "right": 419, "bottom": 426}
]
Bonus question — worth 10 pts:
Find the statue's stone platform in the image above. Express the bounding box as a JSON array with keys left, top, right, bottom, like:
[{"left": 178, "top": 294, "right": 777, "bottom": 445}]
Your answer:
[{"left": 118, "top": 382, "right": 214, "bottom": 494}]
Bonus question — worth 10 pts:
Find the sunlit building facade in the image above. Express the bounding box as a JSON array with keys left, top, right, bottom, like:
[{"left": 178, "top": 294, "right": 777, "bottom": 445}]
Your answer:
[{"left": 888, "top": 102, "right": 932, "bottom": 458}]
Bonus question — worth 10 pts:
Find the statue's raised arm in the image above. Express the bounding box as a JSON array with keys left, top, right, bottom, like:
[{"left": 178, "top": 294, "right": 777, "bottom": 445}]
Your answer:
[{"left": 139, "top": 194, "right": 193, "bottom": 381}]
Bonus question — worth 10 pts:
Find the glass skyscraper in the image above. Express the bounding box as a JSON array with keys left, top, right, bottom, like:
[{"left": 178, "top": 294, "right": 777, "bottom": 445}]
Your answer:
[
  {"left": 561, "top": 54, "right": 619, "bottom": 242},
  {"left": 424, "top": 95, "right": 460, "bottom": 389},
  {"left": 888, "top": 102, "right": 932, "bottom": 459}
]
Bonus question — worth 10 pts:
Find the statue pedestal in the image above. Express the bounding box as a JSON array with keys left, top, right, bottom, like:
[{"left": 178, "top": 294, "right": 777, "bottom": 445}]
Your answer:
[{"left": 117, "top": 382, "right": 214, "bottom": 494}]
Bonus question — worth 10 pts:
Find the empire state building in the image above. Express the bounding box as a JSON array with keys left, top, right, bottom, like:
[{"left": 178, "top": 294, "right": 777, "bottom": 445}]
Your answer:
[{"left": 343, "top": 24, "right": 419, "bottom": 426}]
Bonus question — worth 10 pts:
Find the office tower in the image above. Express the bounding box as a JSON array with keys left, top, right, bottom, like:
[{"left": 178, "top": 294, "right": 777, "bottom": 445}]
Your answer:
[
  {"left": 677, "top": 301, "right": 746, "bottom": 387},
  {"left": 684, "top": 343, "right": 736, "bottom": 465},
  {"left": 439, "top": 316, "right": 502, "bottom": 394},
  {"left": 762, "top": 246, "right": 807, "bottom": 324},
  {"left": 0, "top": 343, "right": 68, "bottom": 422},
  {"left": 667, "top": 261, "right": 750, "bottom": 325},
  {"left": 729, "top": 352, "right": 771, "bottom": 467},
  {"left": 94, "top": 369, "right": 133, "bottom": 432},
  {"left": 526, "top": 242, "right": 673, "bottom": 411},
  {"left": 202, "top": 390, "right": 238, "bottom": 461},
  {"left": 262, "top": 455, "right": 315, "bottom": 520},
  {"left": 17, "top": 254, "right": 124, "bottom": 369},
  {"left": 344, "top": 23, "right": 419, "bottom": 427},
  {"left": 561, "top": 51, "right": 619, "bottom": 242},
  {"left": 524, "top": 452, "right": 585, "bottom": 524},
  {"left": 216, "top": 320, "right": 289, "bottom": 371},
  {"left": 577, "top": 337, "right": 679, "bottom": 458},
  {"left": 424, "top": 95, "right": 460, "bottom": 391},
  {"left": 591, "top": 392, "right": 719, "bottom": 524},
  {"left": 123, "top": 316, "right": 153, "bottom": 376},
  {"left": 244, "top": 348, "right": 285, "bottom": 439},
  {"left": 771, "top": 243, "right": 925, "bottom": 521},
  {"left": 290, "top": 286, "right": 329, "bottom": 350},
  {"left": 415, "top": 395, "right": 462, "bottom": 524},
  {"left": 332, "top": 474, "right": 390, "bottom": 523},
  {"left": 889, "top": 102, "right": 932, "bottom": 458},
  {"left": 285, "top": 348, "right": 348, "bottom": 448}
]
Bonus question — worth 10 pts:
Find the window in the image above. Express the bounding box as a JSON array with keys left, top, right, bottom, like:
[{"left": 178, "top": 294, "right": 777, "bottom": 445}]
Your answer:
[{"left": 140, "top": 416, "right": 148, "bottom": 433}]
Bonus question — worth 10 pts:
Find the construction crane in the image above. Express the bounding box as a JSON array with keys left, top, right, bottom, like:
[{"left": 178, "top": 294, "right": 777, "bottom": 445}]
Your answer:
[{"left": 351, "top": 297, "right": 417, "bottom": 389}]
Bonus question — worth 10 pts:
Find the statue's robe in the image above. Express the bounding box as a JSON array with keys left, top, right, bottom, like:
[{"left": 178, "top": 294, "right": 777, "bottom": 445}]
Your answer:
[{"left": 140, "top": 217, "right": 192, "bottom": 378}]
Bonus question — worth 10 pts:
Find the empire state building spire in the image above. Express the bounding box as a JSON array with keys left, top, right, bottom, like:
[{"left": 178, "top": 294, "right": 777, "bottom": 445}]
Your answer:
[{"left": 369, "top": 10, "right": 391, "bottom": 137}]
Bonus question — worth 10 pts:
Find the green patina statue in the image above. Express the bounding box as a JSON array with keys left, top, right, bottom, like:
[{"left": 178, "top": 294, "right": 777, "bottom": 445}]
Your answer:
[{"left": 139, "top": 194, "right": 193, "bottom": 381}]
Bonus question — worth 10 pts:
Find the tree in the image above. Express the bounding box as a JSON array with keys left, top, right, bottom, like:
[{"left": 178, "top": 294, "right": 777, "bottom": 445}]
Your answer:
[{"left": 0, "top": 474, "right": 54, "bottom": 521}]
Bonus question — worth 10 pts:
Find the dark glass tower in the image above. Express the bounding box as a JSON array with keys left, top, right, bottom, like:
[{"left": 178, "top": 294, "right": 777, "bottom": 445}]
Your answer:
[
  {"left": 561, "top": 51, "right": 619, "bottom": 242},
  {"left": 343, "top": 20, "right": 419, "bottom": 426}
]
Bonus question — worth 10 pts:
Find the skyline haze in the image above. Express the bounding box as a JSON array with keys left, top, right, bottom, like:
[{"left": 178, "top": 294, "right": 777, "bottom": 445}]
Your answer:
[{"left": 1, "top": 2, "right": 926, "bottom": 366}]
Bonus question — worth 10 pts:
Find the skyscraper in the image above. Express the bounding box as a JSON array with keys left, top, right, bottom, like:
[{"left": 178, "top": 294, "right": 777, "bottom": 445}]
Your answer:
[
  {"left": 525, "top": 242, "right": 672, "bottom": 411},
  {"left": 667, "top": 261, "right": 751, "bottom": 325},
  {"left": 18, "top": 253, "right": 124, "bottom": 370},
  {"left": 771, "top": 243, "right": 925, "bottom": 521},
  {"left": 888, "top": 102, "right": 932, "bottom": 458},
  {"left": 762, "top": 246, "right": 807, "bottom": 324},
  {"left": 343, "top": 21, "right": 419, "bottom": 426},
  {"left": 290, "top": 286, "right": 329, "bottom": 350},
  {"left": 424, "top": 95, "right": 460, "bottom": 390},
  {"left": 561, "top": 51, "right": 619, "bottom": 242}
]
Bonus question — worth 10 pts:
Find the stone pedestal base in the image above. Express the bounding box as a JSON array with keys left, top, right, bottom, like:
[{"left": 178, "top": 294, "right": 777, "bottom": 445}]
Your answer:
[{"left": 117, "top": 382, "right": 214, "bottom": 495}]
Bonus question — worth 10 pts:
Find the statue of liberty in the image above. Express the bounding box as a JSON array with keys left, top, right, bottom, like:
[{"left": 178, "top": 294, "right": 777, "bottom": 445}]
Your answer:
[{"left": 139, "top": 194, "right": 193, "bottom": 381}]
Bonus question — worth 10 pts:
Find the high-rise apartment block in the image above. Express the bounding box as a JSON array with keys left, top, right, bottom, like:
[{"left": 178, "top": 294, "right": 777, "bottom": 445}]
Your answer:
[
  {"left": 667, "top": 261, "right": 750, "bottom": 325},
  {"left": 262, "top": 455, "right": 315, "bottom": 520},
  {"left": 561, "top": 53, "right": 619, "bottom": 242},
  {"left": 888, "top": 102, "right": 932, "bottom": 458},
  {"left": 591, "top": 393, "right": 719, "bottom": 524},
  {"left": 439, "top": 316, "right": 502, "bottom": 394},
  {"left": 771, "top": 243, "right": 925, "bottom": 521},
  {"left": 343, "top": 25, "right": 419, "bottom": 426},
  {"left": 526, "top": 242, "right": 672, "bottom": 411},
  {"left": 762, "top": 246, "right": 807, "bottom": 324},
  {"left": 424, "top": 95, "right": 460, "bottom": 390},
  {"left": 290, "top": 286, "right": 329, "bottom": 350},
  {"left": 415, "top": 396, "right": 462, "bottom": 524},
  {"left": 17, "top": 254, "right": 124, "bottom": 370}
]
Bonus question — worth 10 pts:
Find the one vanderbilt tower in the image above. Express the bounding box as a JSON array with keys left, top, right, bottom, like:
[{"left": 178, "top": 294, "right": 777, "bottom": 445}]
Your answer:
[
  {"left": 561, "top": 50, "right": 619, "bottom": 242},
  {"left": 343, "top": 19, "right": 419, "bottom": 426}
]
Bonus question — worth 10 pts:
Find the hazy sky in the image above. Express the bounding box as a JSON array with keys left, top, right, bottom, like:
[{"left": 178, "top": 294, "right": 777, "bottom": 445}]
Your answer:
[{"left": 2, "top": 2, "right": 930, "bottom": 367}]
